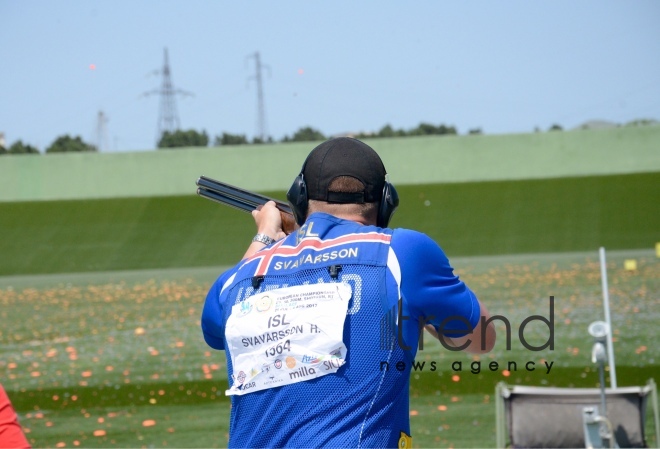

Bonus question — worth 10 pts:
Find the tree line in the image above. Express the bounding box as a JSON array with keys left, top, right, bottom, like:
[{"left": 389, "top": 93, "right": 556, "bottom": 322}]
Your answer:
[
  {"left": 0, "top": 122, "right": 470, "bottom": 155},
  {"left": 0, "top": 135, "right": 97, "bottom": 155},
  {"left": 4, "top": 118, "right": 656, "bottom": 154},
  {"left": 159, "top": 122, "right": 464, "bottom": 149}
]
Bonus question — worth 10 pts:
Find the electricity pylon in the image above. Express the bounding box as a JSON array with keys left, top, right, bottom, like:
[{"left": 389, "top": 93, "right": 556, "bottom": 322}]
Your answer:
[{"left": 143, "top": 48, "right": 193, "bottom": 146}]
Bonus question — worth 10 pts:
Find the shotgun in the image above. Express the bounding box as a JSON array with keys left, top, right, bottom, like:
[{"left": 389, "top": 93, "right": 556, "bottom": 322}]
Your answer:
[{"left": 196, "top": 176, "right": 297, "bottom": 234}]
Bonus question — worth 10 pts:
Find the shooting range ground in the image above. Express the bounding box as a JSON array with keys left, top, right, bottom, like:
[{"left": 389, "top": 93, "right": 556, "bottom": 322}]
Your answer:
[{"left": 1, "top": 250, "right": 657, "bottom": 448}]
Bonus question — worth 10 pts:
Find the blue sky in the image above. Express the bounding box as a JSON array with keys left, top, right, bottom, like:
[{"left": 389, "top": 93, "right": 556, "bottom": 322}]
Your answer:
[{"left": 1, "top": 0, "right": 658, "bottom": 152}]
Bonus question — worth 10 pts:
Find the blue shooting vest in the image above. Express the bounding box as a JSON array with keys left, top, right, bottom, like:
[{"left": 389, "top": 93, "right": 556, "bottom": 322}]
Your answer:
[{"left": 217, "top": 212, "right": 413, "bottom": 449}]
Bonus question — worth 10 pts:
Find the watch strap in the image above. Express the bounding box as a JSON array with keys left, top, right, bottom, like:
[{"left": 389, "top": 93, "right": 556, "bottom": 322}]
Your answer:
[{"left": 252, "top": 233, "right": 276, "bottom": 246}]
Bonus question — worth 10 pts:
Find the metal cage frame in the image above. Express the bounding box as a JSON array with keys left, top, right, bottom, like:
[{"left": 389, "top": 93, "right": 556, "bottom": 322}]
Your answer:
[{"left": 495, "top": 379, "right": 659, "bottom": 448}]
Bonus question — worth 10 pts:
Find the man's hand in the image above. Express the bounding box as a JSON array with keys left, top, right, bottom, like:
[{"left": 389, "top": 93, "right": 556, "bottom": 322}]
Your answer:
[
  {"left": 242, "top": 201, "right": 287, "bottom": 259},
  {"left": 252, "top": 201, "right": 287, "bottom": 241}
]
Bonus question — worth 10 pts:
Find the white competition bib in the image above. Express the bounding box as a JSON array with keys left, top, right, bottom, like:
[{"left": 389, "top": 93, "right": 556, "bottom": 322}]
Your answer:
[{"left": 224, "top": 282, "right": 352, "bottom": 396}]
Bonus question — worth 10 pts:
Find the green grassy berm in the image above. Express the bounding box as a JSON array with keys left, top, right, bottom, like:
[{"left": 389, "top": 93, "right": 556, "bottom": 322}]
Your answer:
[{"left": 1, "top": 172, "right": 658, "bottom": 276}]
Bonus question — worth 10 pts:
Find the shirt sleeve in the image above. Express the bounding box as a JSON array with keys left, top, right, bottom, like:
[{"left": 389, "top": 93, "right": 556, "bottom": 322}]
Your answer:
[
  {"left": 391, "top": 229, "right": 480, "bottom": 336},
  {"left": 201, "top": 269, "right": 236, "bottom": 350}
]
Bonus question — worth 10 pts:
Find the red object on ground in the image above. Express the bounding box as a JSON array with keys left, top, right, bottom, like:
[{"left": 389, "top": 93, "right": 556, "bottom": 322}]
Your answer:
[{"left": 0, "top": 384, "right": 30, "bottom": 449}]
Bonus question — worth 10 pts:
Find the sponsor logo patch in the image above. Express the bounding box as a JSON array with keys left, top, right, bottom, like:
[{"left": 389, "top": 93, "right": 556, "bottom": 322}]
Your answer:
[
  {"left": 256, "top": 295, "right": 273, "bottom": 312},
  {"left": 398, "top": 431, "right": 412, "bottom": 448},
  {"left": 237, "top": 371, "right": 246, "bottom": 384},
  {"left": 239, "top": 301, "right": 252, "bottom": 316},
  {"left": 301, "top": 354, "right": 321, "bottom": 364}
]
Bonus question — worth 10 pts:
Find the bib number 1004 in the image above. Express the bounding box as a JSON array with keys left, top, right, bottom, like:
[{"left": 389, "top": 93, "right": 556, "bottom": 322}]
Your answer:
[{"left": 265, "top": 339, "right": 291, "bottom": 357}]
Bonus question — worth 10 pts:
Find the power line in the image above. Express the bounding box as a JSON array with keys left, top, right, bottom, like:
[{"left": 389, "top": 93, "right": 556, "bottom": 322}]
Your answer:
[
  {"left": 95, "top": 110, "right": 109, "bottom": 152},
  {"left": 142, "top": 48, "right": 193, "bottom": 145},
  {"left": 247, "top": 52, "right": 270, "bottom": 142}
]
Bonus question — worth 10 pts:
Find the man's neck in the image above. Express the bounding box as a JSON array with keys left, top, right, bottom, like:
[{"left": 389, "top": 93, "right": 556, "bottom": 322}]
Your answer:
[{"left": 310, "top": 211, "right": 375, "bottom": 226}]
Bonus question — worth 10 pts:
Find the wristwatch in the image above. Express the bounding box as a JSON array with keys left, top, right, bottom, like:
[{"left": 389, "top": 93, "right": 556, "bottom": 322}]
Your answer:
[{"left": 252, "top": 233, "right": 276, "bottom": 246}]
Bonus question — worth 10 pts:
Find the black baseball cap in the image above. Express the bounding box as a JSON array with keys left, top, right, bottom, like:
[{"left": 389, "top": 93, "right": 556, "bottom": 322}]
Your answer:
[{"left": 302, "top": 137, "right": 387, "bottom": 204}]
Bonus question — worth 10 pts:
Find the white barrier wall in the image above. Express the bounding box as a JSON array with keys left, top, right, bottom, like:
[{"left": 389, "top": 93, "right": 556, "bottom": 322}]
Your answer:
[{"left": 1, "top": 126, "right": 659, "bottom": 201}]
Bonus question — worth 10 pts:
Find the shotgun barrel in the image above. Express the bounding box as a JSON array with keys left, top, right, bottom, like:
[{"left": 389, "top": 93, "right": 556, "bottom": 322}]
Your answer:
[
  {"left": 196, "top": 176, "right": 293, "bottom": 215},
  {"left": 196, "top": 176, "right": 296, "bottom": 234}
]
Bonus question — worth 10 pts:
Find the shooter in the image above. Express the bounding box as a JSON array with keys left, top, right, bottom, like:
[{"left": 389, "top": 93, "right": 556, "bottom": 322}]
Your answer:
[{"left": 200, "top": 137, "right": 496, "bottom": 448}]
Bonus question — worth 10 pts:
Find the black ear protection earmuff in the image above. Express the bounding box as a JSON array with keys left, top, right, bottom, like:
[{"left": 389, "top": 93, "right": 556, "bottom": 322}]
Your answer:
[
  {"left": 286, "top": 173, "right": 399, "bottom": 228},
  {"left": 286, "top": 173, "right": 309, "bottom": 226},
  {"left": 378, "top": 179, "right": 399, "bottom": 228}
]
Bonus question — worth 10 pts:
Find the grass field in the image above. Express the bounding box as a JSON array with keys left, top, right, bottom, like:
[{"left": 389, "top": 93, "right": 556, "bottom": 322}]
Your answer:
[
  {"left": 2, "top": 249, "right": 658, "bottom": 448},
  {"left": 1, "top": 172, "right": 658, "bottom": 276}
]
